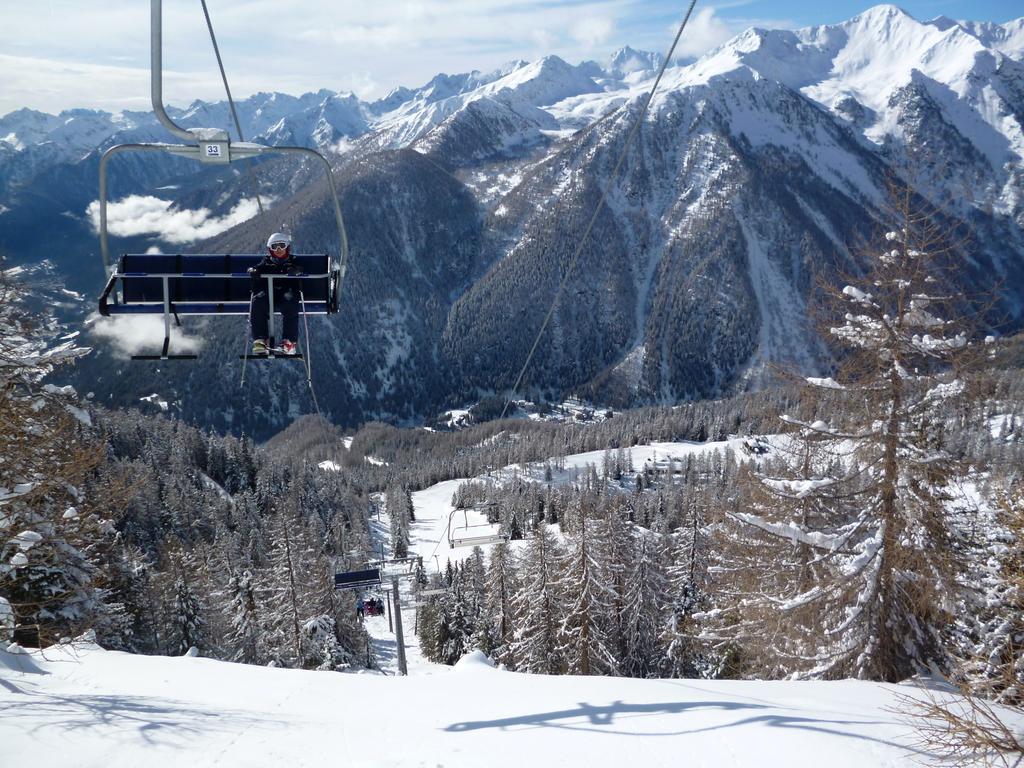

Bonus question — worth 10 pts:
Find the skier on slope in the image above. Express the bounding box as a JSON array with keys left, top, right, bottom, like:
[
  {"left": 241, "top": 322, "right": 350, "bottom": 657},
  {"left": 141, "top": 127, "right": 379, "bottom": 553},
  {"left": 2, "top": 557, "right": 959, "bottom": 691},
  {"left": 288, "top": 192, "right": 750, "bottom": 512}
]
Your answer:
[{"left": 249, "top": 232, "right": 303, "bottom": 355}]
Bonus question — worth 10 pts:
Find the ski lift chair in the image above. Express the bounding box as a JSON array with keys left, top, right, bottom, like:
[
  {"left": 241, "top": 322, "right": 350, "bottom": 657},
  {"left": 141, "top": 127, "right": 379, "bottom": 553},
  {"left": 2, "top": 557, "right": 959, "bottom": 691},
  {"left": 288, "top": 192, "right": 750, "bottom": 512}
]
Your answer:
[
  {"left": 333, "top": 568, "right": 382, "bottom": 592},
  {"left": 446, "top": 508, "right": 510, "bottom": 549},
  {"left": 98, "top": 252, "right": 341, "bottom": 359},
  {"left": 95, "top": 1, "right": 348, "bottom": 361}
]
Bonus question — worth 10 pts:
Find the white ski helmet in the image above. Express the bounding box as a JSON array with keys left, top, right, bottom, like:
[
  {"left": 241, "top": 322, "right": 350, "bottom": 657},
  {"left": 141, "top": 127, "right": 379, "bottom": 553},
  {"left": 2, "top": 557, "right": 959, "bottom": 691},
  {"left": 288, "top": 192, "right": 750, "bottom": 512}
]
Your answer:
[{"left": 266, "top": 232, "right": 292, "bottom": 249}]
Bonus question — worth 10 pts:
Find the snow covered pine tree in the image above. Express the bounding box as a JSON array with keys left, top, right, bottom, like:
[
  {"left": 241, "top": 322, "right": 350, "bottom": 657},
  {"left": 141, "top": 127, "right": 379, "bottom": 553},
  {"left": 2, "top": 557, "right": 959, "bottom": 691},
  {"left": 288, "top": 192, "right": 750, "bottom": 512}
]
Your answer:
[
  {"left": 0, "top": 267, "right": 105, "bottom": 647},
  {"left": 712, "top": 185, "right": 974, "bottom": 681}
]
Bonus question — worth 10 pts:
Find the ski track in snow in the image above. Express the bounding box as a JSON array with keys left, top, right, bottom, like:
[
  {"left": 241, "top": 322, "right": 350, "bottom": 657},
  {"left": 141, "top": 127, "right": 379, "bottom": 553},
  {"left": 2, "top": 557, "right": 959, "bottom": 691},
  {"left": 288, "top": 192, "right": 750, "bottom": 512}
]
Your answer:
[{"left": 362, "top": 439, "right": 753, "bottom": 677}]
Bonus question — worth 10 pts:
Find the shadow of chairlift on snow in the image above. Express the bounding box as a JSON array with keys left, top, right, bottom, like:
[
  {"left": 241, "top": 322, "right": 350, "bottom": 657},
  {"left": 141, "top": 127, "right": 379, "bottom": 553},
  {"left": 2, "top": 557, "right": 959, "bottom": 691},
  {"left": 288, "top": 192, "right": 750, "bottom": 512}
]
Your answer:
[{"left": 443, "top": 699, "right": 929, "bottom": 758}]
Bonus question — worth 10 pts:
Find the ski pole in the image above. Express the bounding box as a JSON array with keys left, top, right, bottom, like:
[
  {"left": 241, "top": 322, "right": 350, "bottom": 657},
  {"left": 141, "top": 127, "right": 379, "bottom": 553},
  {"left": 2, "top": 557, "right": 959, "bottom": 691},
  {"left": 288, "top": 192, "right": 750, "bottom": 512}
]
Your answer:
[{"left": 240, "top": 289, "right": 255, "bottom": 387}]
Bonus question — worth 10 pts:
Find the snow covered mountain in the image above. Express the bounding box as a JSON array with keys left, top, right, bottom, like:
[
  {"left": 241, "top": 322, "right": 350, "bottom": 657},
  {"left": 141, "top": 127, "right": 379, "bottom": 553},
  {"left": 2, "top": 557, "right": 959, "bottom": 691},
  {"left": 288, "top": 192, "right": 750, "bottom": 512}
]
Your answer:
[
  {"left": 438, "top": 4, "right": 1024, "bottom": 404},
  {"left": 3, "top": 5, "right": 1024, "bottom": 433}
]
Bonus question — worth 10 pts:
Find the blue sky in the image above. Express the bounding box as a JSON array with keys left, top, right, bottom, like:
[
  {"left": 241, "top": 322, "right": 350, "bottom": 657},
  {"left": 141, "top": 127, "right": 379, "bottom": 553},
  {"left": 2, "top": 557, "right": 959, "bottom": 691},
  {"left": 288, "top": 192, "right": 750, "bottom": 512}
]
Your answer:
[
  {"left": 713, "top": 1, "right": 1020, "bottom": 26},
  {"left": 2, "top": 1, "right": 1022, "bottom": 115}
]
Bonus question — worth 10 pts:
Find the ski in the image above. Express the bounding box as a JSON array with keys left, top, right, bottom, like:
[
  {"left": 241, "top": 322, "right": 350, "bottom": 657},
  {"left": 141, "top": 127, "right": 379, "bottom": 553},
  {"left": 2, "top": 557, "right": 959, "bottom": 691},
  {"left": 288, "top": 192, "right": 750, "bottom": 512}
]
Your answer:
[{"left": 241, "top": 349, "right": 304, "bottom": 360}]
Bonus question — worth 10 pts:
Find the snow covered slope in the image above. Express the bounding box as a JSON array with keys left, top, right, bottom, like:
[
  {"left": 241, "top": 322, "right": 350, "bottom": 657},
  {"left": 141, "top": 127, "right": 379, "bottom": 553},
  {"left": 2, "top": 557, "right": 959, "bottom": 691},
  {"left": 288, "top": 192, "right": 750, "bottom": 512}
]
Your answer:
[
  {"left": 405, "top": 439, "right": 749, "bottom": 571},
  {"left": 5, "top": 640, "right": 1018, "bottom": 768}
]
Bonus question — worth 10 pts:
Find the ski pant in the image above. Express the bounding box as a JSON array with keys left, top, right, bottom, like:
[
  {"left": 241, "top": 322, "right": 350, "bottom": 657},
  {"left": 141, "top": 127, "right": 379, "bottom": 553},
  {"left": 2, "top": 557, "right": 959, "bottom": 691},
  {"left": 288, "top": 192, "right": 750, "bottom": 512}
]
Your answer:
[{"left": 250, "top": 288, "right": 299, "bottom": 343}]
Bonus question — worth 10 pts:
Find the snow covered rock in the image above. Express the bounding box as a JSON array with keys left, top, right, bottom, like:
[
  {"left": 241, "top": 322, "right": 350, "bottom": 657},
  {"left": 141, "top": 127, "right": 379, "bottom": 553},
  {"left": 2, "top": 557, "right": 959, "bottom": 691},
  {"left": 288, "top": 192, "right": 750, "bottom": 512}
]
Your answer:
[{"left": 453, "top": 650, "right": 497, "bottom": 671}]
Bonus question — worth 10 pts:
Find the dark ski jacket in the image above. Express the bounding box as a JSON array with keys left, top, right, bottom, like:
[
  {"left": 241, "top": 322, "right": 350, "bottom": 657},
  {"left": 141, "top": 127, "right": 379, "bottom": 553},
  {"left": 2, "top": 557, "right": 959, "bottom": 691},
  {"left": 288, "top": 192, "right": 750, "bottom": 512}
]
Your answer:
[{"left": 249, "top": 254, "right": 303, "bottom": 295}]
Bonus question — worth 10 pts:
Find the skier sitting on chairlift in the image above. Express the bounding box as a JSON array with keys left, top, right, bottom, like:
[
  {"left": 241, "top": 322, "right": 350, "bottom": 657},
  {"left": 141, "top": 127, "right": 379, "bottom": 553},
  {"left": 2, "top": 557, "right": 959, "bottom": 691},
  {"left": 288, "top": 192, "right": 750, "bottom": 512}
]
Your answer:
[{"left": 249, "top": 232, "right": 303, "bottom": 355}]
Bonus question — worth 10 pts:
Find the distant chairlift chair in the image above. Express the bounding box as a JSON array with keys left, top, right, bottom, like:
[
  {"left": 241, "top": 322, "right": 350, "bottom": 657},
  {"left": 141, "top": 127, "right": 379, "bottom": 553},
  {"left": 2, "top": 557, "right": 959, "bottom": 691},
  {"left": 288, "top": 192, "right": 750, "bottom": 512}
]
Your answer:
[{"left": 446, "top": 508, "right": 510, "bottom": 549}]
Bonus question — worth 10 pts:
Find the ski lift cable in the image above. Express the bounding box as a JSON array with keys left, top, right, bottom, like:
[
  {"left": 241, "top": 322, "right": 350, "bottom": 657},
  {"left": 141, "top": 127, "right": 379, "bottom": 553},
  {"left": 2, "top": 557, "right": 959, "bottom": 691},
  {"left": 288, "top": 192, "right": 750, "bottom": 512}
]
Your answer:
[
  {"left": 198, "top": 0, "right": 265, "bottom": 216},
  {"left": 499, "top": 0, "right": 699, "bottom": 419},
  {"left": 425, "top": 517, "right": 448, "bottom": 573}
]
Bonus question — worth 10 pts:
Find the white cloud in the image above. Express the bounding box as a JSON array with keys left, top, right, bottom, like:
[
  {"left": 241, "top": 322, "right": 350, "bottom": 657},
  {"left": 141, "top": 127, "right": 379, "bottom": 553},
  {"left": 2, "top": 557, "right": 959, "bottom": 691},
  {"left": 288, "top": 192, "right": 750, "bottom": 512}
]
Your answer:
[
  {"left": 298, "top": 24, "right": 413, "bottom": 48},
  {"left": 571, "top": 18, "right": 615, "bottom": 48},
  {"left": 0, "top": 54, "right": 152, "bottom": 115},
  {"left": 85, "top": 195, "right": 261, "bottom": 244},
  {"left": 529, "top": 28, "right": 558, "bottom": 53},
  {"left": 334, "top": 137, "right": 358, "bottom": 155},
  {"left": 87, "top": 312, "right": 204, "bottom": 358},
  {"left": 674, "top": 8, "right": 736, "bottom": 59},
  {"left": 336, "top": 72, "right": 379, "bottom": 101}
]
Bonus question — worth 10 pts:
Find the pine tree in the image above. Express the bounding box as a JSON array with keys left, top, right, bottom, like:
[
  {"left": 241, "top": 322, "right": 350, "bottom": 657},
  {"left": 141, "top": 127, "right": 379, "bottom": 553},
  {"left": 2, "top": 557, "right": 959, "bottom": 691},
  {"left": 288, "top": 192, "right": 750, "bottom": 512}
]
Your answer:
[
  {"left": 509, "top": 525, "right": 563, "bottom": 674},
  {"left": 418, "top": 602, "right": 443, "bottom": 662},
  {"left": 387, "top": 486, "right": 410, "bottom": 558},
  {"left": 0, "top": 269, "right": 105, "bottom": 647},
  {"left": 476, "top": 542, "right": 520, "bottom": 664},
  {"left": 462, "top": 547, "right": 487, "bottom": 624},
  {"left": 432, "top": 581, "right": 472, "bottom": 665},
  {"left": 720, "top": 187, "right": 973, "bottom": 681},
  {"left": 227, "top": 569, "right": 262, "bottom": 664},
  {"left": 621, "top": 533, "right": 664, "bottom": 678},
  {"left": 95, "top": 537, "right": 157, "bottom": 653},
  {"left": 301, "top": 615, "right": 353, "bottom": 671},
  {"left": 603, "top": 500, "right": 634, "bottom": 664},
  {"left": 261, "top": 506, "right": 308, "bottom": 665},
  {"left": 659, "top": 532, "right": 700, "bottom": 678},
  {"left": 958, "top": 482, "right": 1024, "bottom": 703},
  {"left": 172, "top": 574, "right": 206, "bottom": 655},
  {"left": 555, "top": 501, "right": 619, "bottom": 676}
]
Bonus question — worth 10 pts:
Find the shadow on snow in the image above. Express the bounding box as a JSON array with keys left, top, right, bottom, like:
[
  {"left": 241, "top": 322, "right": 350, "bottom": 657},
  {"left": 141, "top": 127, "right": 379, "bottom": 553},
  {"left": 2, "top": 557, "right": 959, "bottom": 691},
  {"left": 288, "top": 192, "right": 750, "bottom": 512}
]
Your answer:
[
  {"left": 445, "top": 698, "right": 933, "bottom": 756},
  {"left": 0, "top": 692, "right": 278, "bottom": 745}
]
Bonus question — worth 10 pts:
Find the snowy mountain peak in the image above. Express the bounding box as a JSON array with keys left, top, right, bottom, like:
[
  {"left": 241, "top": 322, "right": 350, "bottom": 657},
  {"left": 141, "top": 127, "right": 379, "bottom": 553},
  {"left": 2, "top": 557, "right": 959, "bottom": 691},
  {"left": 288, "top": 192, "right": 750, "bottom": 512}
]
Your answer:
[
  {"left": 490, "top": 54, "right": 600, "bottom": 106},
  {"left": 928, "top": 14, "right": 960, "bottom": 32},
  {"left": 608, "top": 46, "right": 664, "bottom": 76},
  {"left": 669, "top": 3, "right": 1003, "bottom": 126},
  {"left": 842, "top": 3, "right": 965, "bottom": 46},
  {"left": 493, "top": 59, "right": 530, "bottom": 77},
  {"left": 0, "top": 108, "right": 65, "bottom": 150},
  {"left": 850, "top": 3, "right": 915, "bottom": 26},
  {"left": 947, "top": 16, "right": 1024, "bottom": 59}
]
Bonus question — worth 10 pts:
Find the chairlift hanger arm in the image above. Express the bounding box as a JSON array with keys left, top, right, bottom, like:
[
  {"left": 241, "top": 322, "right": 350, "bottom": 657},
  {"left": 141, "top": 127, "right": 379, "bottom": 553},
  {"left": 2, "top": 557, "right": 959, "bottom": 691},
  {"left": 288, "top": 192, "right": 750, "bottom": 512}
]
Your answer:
[
  {"left": 97, "top": 141, "right": 261, "bottom": 271},
  {"left": 116, "top": 0, "right": 349, "bottom": 277},
  {"left": 151, "top": 0, "right": 191, "bottom": 143}
]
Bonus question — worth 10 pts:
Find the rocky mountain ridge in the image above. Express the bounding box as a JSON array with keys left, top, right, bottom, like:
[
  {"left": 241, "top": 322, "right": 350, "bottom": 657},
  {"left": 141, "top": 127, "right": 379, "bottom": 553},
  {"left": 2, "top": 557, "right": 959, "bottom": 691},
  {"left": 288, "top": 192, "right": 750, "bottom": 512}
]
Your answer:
[{"left": 2, "top": 5, "right": 1022, "bottom": 436}]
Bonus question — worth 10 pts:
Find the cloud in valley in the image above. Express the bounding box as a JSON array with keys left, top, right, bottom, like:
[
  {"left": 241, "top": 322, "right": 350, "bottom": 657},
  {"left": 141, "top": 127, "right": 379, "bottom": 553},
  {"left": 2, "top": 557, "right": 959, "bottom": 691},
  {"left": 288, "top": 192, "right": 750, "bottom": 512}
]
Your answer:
[
  {"left": 87, "top": 312, "right": 205, "bottom": 358},
  {"left": 86, "top": 195, "right": 261, "bottom": 245}
]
